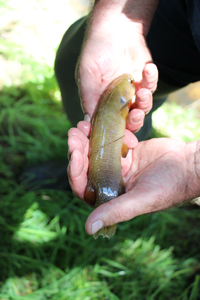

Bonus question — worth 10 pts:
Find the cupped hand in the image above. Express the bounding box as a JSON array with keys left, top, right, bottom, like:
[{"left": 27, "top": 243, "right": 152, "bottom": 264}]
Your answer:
[
  {"left": 76, "top": 14, "right": 158, "bottom": 131},
  {"left": 68, "top": 121, "right": 139, "bottom": 201},
  {"left": 68, "top": 125, "right": 196, "bottom": 236}
]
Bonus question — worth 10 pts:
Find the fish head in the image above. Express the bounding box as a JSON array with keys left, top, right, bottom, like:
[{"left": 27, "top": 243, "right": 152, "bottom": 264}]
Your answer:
[{"left": 117, "top": 74, "right": 135, "bottom": 117}]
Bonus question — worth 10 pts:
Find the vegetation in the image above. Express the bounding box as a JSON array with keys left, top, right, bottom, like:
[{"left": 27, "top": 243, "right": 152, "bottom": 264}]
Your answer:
[{"left": 0, "top": 0, "right": 200, "bottom": 299}]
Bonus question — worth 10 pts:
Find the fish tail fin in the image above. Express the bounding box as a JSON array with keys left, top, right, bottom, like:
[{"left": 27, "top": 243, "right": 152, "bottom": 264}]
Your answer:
[{"left": 93, "top": 224, "right": 117, "bottom": 240}]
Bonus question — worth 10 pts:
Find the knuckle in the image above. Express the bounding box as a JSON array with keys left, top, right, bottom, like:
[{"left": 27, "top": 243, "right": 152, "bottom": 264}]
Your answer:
[
  {"left": 68, "top": 128, "right": 74, "bottom": 137},
  {"left": 146, "top": 80, "right": 157, "bottom": 90}
]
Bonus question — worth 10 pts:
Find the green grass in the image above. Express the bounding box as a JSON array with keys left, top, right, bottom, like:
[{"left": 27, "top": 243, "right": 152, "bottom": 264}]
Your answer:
[
  {"left": 152, "top": 102, "right": 200, "bottom": 142},
  {"left": 0, "top": 79, "right": 200, "bottom": 299}
]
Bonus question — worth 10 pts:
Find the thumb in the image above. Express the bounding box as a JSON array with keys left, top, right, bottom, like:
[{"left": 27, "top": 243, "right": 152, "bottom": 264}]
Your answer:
[
  {"left": 76, "top": 53, "right": 102, "bottom": 120},
  {"left": 85, "top": 187, "right": 169, "bottom": 235}
]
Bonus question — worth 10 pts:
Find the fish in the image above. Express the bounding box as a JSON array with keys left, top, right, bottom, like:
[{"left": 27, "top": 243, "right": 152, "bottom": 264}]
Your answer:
[{"left": 84, "top": 74, "right": 135, "bottom": 239}]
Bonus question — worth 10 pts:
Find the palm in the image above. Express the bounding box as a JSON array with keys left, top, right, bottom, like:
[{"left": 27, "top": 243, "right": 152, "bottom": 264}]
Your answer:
[
  {"left": 122, "top": 138, "right": 188, "bottom": 213},
  {"left": 77, "top": 28, "right": 153, "bottom": 118}
]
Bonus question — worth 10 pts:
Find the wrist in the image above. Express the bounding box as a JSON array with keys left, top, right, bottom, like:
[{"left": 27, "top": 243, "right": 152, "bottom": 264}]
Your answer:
[{"left": 185, "top": 140, "right": 200, "bottom": 200}]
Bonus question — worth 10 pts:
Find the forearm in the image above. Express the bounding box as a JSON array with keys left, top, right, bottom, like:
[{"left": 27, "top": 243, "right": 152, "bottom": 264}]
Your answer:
[{"left": 91, "top": 0, "right": 160, "bottom": 36}]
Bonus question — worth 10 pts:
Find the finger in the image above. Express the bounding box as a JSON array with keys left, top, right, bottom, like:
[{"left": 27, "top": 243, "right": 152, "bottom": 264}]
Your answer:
[
  {"left": 142, "top": 63, "right": 158, "bottom": 92},
  {"left": 84, "top": 114, "right": 91, "bottom": 123},
  {"left": 124, "top": 129, "right": 138, "bottom": 148},
  {"left": 85, "top": 186, "right": 168, "bottom": 235},
  {"left": 77, "top": 121, "right": 91, "bottom": 137},
  {"left": 126, "top": 109, "right": 145, "bottom": 133},
  {"left": 136, "top": 63, "right": 158, "bottom": 93},
  {"left": 68, "top": 135, "right": 85, "bottom": 160},
  {"left": 68, "top": 149, "right": 88, "bottom": 199},
  {"left": 68, "top": 127, "right": 89, "bottom": 155},
  {"left": 135, "top": 89, "right": 152, "bottom": 114}
]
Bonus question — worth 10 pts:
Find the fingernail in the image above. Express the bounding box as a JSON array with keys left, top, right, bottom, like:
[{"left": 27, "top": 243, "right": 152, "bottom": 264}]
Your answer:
[
  {"left": 91, "top": 220, "right": 104, "bottom": 234},
  {"left": 84, "top": 114, "right": 91, "bottom": 122}
]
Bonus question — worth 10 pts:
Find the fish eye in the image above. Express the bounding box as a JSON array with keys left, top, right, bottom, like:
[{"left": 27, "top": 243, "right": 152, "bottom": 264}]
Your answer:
[{"left": 120, "top": 97, "right": 126, "bottom": 104}]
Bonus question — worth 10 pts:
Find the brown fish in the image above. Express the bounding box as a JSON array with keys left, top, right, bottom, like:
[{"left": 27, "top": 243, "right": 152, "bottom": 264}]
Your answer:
[{"left": 84, "top": 74, "right": 135, "bottom": 239}]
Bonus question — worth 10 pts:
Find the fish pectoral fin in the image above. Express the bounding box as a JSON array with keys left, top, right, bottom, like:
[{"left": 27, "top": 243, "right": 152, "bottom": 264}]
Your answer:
[
  {"left": 84, "top": 177, "right": 96, "bottom": 207},
  {"left": 120, "top": 99, "right": 132, "bottom": 119},
  {"left": 121, "top": 143, "right": 129, "bottom": 158}
]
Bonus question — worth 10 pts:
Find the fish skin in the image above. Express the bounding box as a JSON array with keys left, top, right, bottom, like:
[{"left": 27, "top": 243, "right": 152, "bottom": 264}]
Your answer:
[{"left": 84, "top": 74, "right": 135, "bottom": 239}]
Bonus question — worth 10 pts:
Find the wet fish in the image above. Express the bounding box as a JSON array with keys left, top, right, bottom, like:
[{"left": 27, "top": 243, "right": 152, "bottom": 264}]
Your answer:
[{"left": 84, "top": 74, "right": 135, "bottom": 239}]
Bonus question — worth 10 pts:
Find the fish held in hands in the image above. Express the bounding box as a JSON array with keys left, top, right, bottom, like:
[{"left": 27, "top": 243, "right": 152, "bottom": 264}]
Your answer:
[{"left": 84, "top": 74, "right": 135, "bottom": 239}]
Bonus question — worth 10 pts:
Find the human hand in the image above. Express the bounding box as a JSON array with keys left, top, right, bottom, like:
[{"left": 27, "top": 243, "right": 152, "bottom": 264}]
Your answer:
[
  {"left": 68, "top": 125, "right": 200, "bottom": 235},
  {"left": 76, "top": 6, "right": 158, "bottom": 131},
  {"left": 68, "top": 120, "right": 139, "bottom": 201}
]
